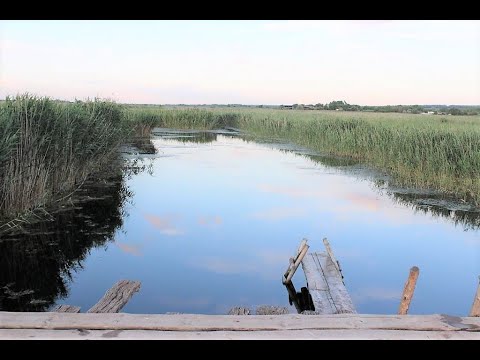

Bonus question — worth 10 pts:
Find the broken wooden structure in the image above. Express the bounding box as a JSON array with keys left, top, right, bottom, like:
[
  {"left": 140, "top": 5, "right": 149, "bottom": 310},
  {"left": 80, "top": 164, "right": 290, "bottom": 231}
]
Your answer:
[{"left": 283, "top": 238, "right": 355, "bottom": 314}]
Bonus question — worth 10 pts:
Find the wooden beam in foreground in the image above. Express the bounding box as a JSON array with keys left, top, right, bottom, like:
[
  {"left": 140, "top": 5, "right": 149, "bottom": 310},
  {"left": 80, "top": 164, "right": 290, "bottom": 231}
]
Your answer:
[
  {"left": 2, "top": 328, "right": 479, "bottom": 340},
  {"left": 1, "top": 312, "right": 480, "bottom": 332}
]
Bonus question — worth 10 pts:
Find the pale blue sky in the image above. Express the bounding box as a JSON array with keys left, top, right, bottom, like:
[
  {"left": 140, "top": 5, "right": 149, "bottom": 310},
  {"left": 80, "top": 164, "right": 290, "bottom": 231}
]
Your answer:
[{"left": 1, "top": 20, "right": 479, "bottom": 105}]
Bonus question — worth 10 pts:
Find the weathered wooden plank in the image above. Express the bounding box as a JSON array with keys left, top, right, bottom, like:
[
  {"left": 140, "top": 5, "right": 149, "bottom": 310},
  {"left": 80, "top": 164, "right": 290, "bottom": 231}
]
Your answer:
[
  {"left": 470, "top": 277, "right": 480, "bottom": 317},
  {"left": 398, "top": 267, "right": 420, "bottom": 315},
  {"left": 320, "top": 253, "right": 356, "bottom": 314},
  {"left": 283, "top": 239, "right": 308, "bottom": 279},
  {"left": 1, "top": 329, "right": 479, "bottom": 340},
  {"left": 53, "top": 305, "right": 81, "bottom": 313},
  {"left": 2, "top": 312, "right": 480, "bottom": 332},
  {"left": 87, "top": 280, "right": 141, "bottom": 313},
  {"left": 322, "top": 238, "right": 342, "bottom": 279},
  {"left": 284, "top": 242, "right": 309, "bottom": 284},
  {"left": 301, "top": 253, "right": 336, "bottom": 314},
  {"left": 301, "top": 252, "right": 355, "bottom": 314}
]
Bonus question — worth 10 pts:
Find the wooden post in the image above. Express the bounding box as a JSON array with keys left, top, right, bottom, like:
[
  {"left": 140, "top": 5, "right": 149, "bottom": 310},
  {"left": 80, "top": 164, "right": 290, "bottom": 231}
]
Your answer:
[
  {"left": 398, "top": 266, "right": 419, "bottom": 315},
  {"left": 283, "top": 239, "right": 308, "bottom": 279},
  {"left": 469, "top": 276, "right": 480, "bottom": 317},
  {"left": 297, "top": 239, "right": 308, "bottom": 256},
  {"left": 283, "top": 244, "right": 309, "bottom": 284}
]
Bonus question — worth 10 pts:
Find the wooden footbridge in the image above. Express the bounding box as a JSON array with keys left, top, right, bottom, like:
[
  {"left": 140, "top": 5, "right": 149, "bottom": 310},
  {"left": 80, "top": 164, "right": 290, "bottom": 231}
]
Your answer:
[{"left": 1, "top": 238, "right": 480, "bottom": 340}]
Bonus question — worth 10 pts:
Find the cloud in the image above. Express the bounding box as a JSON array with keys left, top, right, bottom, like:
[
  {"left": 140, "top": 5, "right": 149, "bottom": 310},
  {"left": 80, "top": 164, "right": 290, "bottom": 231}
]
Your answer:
[
  {"left": 143, "top": 212, "right": 184, "bottom": 236},
  {"left": 155, "top": 295, "right": 213, "bottom": 309},
  {"left": 343, "top": 193, "right": 381, "bottom": 212},
  {"left": 192, "top": 250, "right": 290, "bottom": 280},
  {"left": 262, "top": 20, "right": 326, "bottom": 32},
  {"left": 115, "top": 241, "right": 142, "bottom": 257},
  {"left": 198, "top": 215, "right": 223, "bottom": 227},
  {"left": 257, "top": 183, "right": 326, "bottom": 198},
  {"left": 262, "top": 20, "right": 392, "bottom": 33},
  {"left": 194, "top": 257, "right": 259, "bottom": 275},
  {"left": 251, "top": 207, "right": 306, "bottom": 221},
  {"left": 351, "top": 287, "right": 401, "bottom": 304}
]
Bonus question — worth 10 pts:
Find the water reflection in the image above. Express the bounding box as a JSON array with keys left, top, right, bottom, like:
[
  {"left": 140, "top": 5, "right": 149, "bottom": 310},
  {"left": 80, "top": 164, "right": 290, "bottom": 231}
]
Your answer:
[
  {"left": 1, "top": 130, "right": 479, "bottom": 315},
  {"left": 0, "top": 138, "right": 156, "bottom": 312},
  {"left": 386, "top": 191, "right": 480, "bottom": 231},
  {"left": 267, "top": 143, "right": 480, "bottom": 231},
  {"left": 0, "top": 174, "right": 130, "bottom": 311},
  {"left": 285, "top": 282, "right": 314, "bottom": 313}
]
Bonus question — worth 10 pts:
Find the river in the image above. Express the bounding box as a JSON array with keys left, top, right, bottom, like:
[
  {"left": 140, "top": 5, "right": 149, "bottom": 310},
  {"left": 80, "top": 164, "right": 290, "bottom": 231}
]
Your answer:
[{"left": 1, "top": 129, "right": 479, "bottom": 315}]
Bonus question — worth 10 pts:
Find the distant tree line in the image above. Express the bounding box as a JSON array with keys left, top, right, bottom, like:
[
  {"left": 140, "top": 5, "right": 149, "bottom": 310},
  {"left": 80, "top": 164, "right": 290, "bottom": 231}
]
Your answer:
[{"left": 280, "top": 101, "right": 480, "bottom": 115}]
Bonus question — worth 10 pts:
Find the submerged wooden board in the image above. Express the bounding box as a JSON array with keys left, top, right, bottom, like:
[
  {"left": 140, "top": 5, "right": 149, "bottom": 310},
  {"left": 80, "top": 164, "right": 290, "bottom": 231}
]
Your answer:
[
  {"left": 2, "top": 312, "right": 480, "bottom": 332},
  {"left": 2, "top": 328, "right": 479, "bottom": 340},
  {"left": 53, "top": 305, "right": 81, "bottom": 313},
  {"left": 87, "top": 280, "right": 141, "bottom": 313},
  {"left": 301, "top": 252, "right": 355, "bottom": 314}
]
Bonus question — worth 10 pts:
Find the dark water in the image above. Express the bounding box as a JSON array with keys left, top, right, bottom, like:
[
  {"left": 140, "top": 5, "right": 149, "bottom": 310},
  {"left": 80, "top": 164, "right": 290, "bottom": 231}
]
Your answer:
[{"left": 1, "top": 130, "right": 479, "bottom": 315}]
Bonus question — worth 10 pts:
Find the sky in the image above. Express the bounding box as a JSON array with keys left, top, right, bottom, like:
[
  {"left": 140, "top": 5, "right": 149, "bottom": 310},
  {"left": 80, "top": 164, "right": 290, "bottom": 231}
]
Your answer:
[{"left": 0, "top": 20, "right": 479, "bottom": 105}]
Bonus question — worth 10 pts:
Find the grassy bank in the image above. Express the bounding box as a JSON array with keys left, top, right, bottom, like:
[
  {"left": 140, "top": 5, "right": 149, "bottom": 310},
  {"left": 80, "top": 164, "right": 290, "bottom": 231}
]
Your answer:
[
  {"left": 126, "top": 106, "right": 480, "bottom": 205},
  {"left": 0, "top": 95, "right": 128, "bottom": 220}
]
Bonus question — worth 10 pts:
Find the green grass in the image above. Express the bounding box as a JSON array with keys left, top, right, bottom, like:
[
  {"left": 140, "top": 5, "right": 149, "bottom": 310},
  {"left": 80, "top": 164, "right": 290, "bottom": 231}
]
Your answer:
[{"left": 124, "top": 106, "right": 480, "bottom": 204}]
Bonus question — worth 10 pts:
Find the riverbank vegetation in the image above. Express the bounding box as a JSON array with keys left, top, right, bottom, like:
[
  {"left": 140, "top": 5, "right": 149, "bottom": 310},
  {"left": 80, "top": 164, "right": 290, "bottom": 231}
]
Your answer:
[
  {"left": 128, "top": 106, "right": 480, "bottom": 205},
  {"left": 1, "top": 94, "right": 479, "bottom": 223},
  {"left": 0, "top": 95, "right": 128, "bottom": 221}
]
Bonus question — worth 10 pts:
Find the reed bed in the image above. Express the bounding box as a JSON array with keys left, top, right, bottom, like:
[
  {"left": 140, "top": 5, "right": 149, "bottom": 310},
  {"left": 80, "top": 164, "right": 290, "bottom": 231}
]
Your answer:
[
  {"left": 1, "top": 96, "right": 479, "bottom": 221},
  {"left": 127, "top": 106, "right": 480, "bottom": 204},
  {"left": 0, "top": 95, "right": 128, "bottom": 219}
]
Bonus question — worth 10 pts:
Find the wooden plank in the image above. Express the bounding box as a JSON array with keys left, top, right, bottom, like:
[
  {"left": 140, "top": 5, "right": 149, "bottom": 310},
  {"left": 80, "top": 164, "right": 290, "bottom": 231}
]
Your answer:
[
  {"left": 302, "top": 253, "right": 336, "bottom": 314},
  {"left": 470, "top": 277, "right": 480, "bottom": 317},
  {"left": 301, "top": 252, "right": 355, "bottom": 314},
  {"left": 2, "top": 312, "right": 480, "bottom": 332},
  {"left": 322, "top": 238, "right": 342, "bottom": 280},
  {"left": 296, "top": 239, "right": 308, "bottom": 256},
  {"left": 283, "top": 239, "right": 308, "bottom": 280},
  {"left": 284, "top": 244, "right": 309, "bottom": 284},
  {"left": 398, "top": 267, "right": 420, "bottom": 315},
  {"left": 320, "top": 253, "right": 356, "bottom": 314},
  {"left": 1, "top": 329, "right": 479, "bottom": 340},
  {"left": 87, "top": 280, "right": 141, "bottom": 313},
  {"left": 53, "top": 305, "right": 81, "bottom": 313}
]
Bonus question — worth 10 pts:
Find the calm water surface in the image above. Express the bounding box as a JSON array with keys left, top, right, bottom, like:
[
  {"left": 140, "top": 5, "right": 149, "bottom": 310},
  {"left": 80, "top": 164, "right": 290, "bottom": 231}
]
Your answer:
[{"left": 1, "top": 130, "right": 479, "bottom": 315}]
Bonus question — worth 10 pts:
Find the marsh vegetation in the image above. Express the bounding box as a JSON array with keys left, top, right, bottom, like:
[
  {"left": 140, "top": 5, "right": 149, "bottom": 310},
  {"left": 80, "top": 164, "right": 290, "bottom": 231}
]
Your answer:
[{"left": 1, "top": 95, "right": 479, "bottom": 225}]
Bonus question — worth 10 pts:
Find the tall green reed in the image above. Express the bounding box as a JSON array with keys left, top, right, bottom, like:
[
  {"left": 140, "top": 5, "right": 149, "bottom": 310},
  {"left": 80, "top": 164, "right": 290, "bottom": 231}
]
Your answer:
[{"left": 0, "top": 95, "right": 128, "bottom": 218}]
